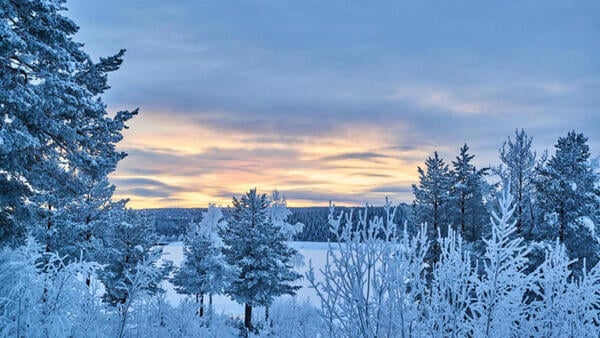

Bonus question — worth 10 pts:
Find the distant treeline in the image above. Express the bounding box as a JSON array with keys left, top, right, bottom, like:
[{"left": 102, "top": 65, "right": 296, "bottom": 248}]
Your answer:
[{"left": 142, "top": 204, "right": 414, "bottom": 242}]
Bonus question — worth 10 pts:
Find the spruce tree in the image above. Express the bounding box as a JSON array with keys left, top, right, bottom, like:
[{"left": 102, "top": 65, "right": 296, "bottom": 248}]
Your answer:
[
  {"left": 499, "top": 129, "right": 537, "bottom": 235},
  {"left": 449, "top": 144, "right": 489, "bottom": 242},
  {"left": 413, "top": 151, "right": 453, "bottom": 238},
  {"left": 221, "top": 189, "right": 301, "bottom": 332}
]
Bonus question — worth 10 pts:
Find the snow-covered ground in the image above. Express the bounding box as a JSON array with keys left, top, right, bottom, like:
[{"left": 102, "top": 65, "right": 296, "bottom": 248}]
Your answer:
[{"left": 160, "top": 241, "right": 331, "bottom": 316}]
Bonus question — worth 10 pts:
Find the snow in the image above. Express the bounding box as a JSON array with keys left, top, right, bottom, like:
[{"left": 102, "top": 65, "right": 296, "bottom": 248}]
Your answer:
[
  {"left": 577, "top": 216, "right": 595, "bottom": 237},
  {"left": 160, "top": 241, "right": 330, "bottom": 316}
]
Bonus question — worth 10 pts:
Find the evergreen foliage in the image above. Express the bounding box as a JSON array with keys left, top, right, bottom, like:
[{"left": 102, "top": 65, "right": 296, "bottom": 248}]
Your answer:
[
  {"left": 220, "top": 188, "right": 301, "bottom": 332},
  {"left": 499, "top": 129, "right": 537, "bottom": 235},
  {"left": 172, "top": 204, "right": 230, "bottom": 318},
  {"left": 449, "top": 143, "right": 490, "bottom": 242},
  {"left": 96, "top": 209, "right": 168, "bottom": 306},
  {"left": 413, "top": 151, "right": 453, "bottom": 237},
  {"left": 0, "top": 0, "right": 136, "bottom": 252},
  {"left": 534, "top": 131, "right": 600, "bottom": 273}
]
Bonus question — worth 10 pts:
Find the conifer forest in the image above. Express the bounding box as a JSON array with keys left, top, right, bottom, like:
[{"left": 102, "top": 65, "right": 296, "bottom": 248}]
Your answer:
[{"left": 1, "top": 1, "right": 599, "bottom": 337}]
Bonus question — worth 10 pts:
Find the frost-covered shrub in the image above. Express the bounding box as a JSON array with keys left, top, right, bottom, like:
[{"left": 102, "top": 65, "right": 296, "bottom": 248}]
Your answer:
[
  {"left": 267, "top": 298, "right": 325, "bottom": 338},
  {"left": 470, "top": 188, "right": 531, "bottom": 337},
  {"left": 308, "top": 198, "right": 428, "bottom": 338},
  {"left": 0, "top": 238, "right": 102, "bottom": 337},
  {"left": 425, "top": 228, "right": 476, "bottom": 337},
  {"left": 310, "top": 186, "right": 600, "bottom": 338}
]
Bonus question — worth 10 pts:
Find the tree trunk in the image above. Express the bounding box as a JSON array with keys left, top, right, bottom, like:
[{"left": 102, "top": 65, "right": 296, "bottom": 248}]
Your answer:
[
  {"left": 45, "top": 204, "right": 52, "bottom": 254},
  {"left": 529, "top": 204, "right": 535, "bottom": 236},
  {"left": 433, "top": 201, "right": 438, "bottom": 233},
  {"left": 517, "top": 172, "right": 523, "bottom": 234},
  {"left": 244, "top": 303, "right": 253, "bottom": 332},
  {"left": 199, "top": 293, "right": 204, "bottom": 317},
  {"left": 265, "top": 305, "right": 270, "bottom": 326},
  {"left": 460, "top": 193, "right": 465, "bottom": 238},
  {"left": 559, "top": 204, "right": 565, "bottom": 243}
]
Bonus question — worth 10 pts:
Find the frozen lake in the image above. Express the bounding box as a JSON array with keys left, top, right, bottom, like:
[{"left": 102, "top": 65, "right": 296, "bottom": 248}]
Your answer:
[{"left": 160, "top": 241, "right": 331, "bottom": 316}]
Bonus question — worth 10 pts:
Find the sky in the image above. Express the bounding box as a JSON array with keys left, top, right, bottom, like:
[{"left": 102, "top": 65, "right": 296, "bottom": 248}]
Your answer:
[{"left": 67, "top": 0, "right": 599, "bottom": 208}]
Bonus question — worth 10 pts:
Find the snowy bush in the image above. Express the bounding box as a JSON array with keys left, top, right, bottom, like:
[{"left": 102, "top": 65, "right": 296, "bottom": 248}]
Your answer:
[
  {"left": 425, "top": 228, "right": 476, "bottom": 337},
  {"left": 309, "top": 187, "right": 600, "bottom": 337},
  {"left": 250, "top": 298, "right": 322, "bottom": 338},
  {"left": 308, "top": 198, "right": 428, "bottom": 337},
  {"left": 0, "top": 238, "right": 102, "bottom": 337}
]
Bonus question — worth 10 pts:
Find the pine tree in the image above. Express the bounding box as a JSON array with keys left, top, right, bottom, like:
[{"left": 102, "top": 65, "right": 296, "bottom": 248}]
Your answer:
[
  {"left": 534, "top": 131, "right": 600, "bottom": 273},
  {"left": 0, "top": 0, "right": 136, "bottom": 249},
  {"left": 221, "top": 189, "right": 301, "bottom": 332},
  {"left": 96, "top": 209, "right": 167, "bottom": 306},
  {"left": 499, "top": 129, "right": 537, "bottom": 235},
  {"left": 413, "top": 151, "right": 453, "bottom": 237},
  {"left": 172, "top": 204, "right": 229, "bottom": 318},
  {"left": 449, "top": 144, "right": 489, "bottom": 242}
]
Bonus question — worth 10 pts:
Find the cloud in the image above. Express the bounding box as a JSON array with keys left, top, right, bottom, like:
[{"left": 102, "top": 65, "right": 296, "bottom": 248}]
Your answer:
[
  {"left": 111, "top": 177, "right": 186, "bottom": 199},
  {"left": 368, "top": 185, "right": 413, "bottom": 194},
  {"left": 321, "top": 152, "right": 391, "bottom": 161},
  {"left": 121, "top": 188, "right": 173, "bottom": 198},
  {"left": 67, "top": 0, "right": 599, "bottom": 208},
  {"left": 111, "top": 177, "right": 182, "bottom": 191}
]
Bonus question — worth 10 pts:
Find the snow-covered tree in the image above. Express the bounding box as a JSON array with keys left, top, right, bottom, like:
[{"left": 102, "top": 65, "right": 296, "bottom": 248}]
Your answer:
[
  {"left": 413, "top": 151, "right": 453, "bottom": 267},
  {"left": 534, "top": 131, "right": 600, "bottom": 273},
  {"left": 96, "top": 209, "right": 168, "bottom": 306},
  {"left": 499, "top": 129, "right": 537, "bottom": 235},
  {"left": 308, "top": 199, "right": 429, "bottom": 338},
  {"left": 0, "top": 238, "right": 100, "bottom": 337},
  {"left": 220, "top": 188, "right": 301, "bottom": 333},
  {"left": 413, "top": 151, "right": 453, "bottom": 237},
  {"left": 449, "top": 143, "right": 489, "bottom": 242},
  {"left": 524, "top": 243, "right": 600, "bottom": 336},
  {"left": 470, "top": 186, "right": 531, "bottom": 337},
  {"left": 269, "top": 190, "right": 304, "bottom": 241},
  {"left": 425, "top": 227, "right": 476, "bottom": 337},
  {"left": 0, "top": 0, "right": 136, "bottom": 249},
  {"left": 523, "top": 241, "right": 577, "bottom": 336},
  {"left": 172, "top": 204, "right": 229, "bottom": 318}
]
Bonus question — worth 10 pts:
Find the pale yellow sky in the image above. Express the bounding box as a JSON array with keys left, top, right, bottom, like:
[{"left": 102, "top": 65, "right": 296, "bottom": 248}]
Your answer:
[{"left": 110, "top": 110, "right": 442, "bottom": 208}]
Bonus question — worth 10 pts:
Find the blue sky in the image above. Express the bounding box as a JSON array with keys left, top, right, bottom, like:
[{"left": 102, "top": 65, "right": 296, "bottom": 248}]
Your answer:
[{"left": 68, "top": 0, "right": 599, "bottom": 207}]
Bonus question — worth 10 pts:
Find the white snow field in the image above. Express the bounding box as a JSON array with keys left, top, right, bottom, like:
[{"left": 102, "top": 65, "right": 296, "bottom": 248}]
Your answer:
[{"left": 160, "top": 241, "right": 330, "bottom": 316}]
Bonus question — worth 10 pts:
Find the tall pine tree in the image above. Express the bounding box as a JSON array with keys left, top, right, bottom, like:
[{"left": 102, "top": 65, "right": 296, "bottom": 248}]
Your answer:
[
  {"left": 534, "top": 131, "right": 600, "bottom": 274},
  {"left": 0, "top": 0, "right": 136, "bottom": 251},
  {"left": 413, "top": 151, "right": 453, "bottom": 238},
  {"left": 449, "top": 144, "right": 489, "bottom": 242},
  {"left": 499, "top": 129, "right": 537, "bottom": 235},
  {"left": 221, "top": 189, "right": 301, "bottom": 332}
]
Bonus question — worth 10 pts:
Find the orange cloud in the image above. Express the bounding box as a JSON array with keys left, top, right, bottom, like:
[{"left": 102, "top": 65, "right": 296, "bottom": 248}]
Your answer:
[{"left": 110, "top": 110, "right": 433, "bottom": 208}]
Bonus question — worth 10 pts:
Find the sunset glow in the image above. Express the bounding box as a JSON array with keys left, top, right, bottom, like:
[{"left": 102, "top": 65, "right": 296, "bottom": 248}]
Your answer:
[
  {"left": 110, "top": 111, "right": 427, "bottom": 208},
  {"left": 66, "top": 1, "right": 599, "bottom": 208}
]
